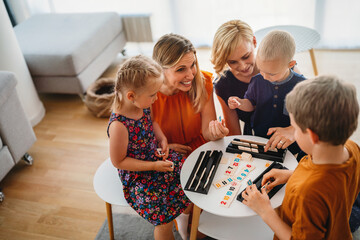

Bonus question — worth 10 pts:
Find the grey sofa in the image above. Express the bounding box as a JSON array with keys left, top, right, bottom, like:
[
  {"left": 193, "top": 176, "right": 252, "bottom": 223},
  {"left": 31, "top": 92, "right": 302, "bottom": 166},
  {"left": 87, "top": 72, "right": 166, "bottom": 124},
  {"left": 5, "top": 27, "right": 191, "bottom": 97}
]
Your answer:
[
  {"left": 0, "top": 71, "right": 36, "bottom": 201},
  {"left": 14, "top": 12, "right": 126, "bottom": 95}
]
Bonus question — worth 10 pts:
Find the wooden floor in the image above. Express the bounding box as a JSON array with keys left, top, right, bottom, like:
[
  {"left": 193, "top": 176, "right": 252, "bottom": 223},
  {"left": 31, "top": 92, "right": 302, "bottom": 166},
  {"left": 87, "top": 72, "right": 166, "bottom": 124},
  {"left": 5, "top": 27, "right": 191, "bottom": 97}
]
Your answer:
[
  {"left": 0, "top": 94, "right": 109, "bottom": 239},
  {"left": 0, "top": 49, "right": 360, "bottom": 240}
]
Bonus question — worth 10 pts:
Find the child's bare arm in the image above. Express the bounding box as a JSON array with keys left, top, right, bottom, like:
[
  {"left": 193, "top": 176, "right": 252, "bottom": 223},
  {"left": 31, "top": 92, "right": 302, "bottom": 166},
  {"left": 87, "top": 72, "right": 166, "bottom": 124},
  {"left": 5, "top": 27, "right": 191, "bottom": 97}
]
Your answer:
[
  {"left": 152, "top": 121, "right": 169, "bottom": 159},
  {"left": 228, "top": 96, "right": 255, "bottom": 112},
  {"left": 109, "top": 121, "right": 173, "bottom": 172}
]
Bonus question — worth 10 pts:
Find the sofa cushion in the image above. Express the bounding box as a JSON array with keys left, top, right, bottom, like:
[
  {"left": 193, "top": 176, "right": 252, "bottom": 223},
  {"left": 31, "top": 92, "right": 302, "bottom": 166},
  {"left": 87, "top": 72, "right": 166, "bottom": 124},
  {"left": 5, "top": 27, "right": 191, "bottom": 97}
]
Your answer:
[
  {"left": 0, "top": 71, "right": 17, "bottom": 108},
  {"left": 14, "top": 12, "right": 122, "bottom": 77}
]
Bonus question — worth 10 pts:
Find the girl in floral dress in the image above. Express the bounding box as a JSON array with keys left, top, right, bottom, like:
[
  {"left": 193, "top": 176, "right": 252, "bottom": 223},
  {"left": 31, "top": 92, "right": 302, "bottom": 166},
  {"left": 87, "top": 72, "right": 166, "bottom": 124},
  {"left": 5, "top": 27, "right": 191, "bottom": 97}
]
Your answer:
[{"left": 107, "top": 55, "right": 190, "bottom": 240}]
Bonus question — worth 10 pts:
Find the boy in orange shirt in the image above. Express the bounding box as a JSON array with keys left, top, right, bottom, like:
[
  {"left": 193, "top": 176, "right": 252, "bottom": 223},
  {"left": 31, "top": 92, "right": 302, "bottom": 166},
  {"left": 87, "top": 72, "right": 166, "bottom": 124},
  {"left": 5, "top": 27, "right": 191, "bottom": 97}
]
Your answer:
[{"left": 242, "top": 75, "right": 360, "bottom": 239}]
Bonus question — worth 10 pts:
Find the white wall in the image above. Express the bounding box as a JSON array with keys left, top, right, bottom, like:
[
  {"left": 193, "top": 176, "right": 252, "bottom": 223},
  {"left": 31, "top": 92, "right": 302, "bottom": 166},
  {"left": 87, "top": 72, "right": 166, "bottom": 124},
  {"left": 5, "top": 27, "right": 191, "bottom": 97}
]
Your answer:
[{"left": 0, "top": 1, "right": 45, "bottom": 126}]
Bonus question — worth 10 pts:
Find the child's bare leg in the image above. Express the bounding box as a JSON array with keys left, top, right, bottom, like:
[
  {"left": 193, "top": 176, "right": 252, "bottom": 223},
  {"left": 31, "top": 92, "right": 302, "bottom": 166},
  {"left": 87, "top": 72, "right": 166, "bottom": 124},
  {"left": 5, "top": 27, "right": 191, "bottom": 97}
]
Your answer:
[{"left": 154, "top": 221, "right": 175, "bottom": 240}]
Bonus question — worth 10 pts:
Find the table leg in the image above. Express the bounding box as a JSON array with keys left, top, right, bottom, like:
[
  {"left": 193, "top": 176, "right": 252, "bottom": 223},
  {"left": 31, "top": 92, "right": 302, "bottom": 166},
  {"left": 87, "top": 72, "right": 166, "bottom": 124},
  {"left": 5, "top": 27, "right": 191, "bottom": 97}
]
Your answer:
[
  {"left": 190, "top": 204, "right": 201, "bottom": 240},
  {"left": 309, "top": 48, "right": 318, "bottom": 76},
  {"left": 105, "top": 202, "right": 114, "bottom": 240}
]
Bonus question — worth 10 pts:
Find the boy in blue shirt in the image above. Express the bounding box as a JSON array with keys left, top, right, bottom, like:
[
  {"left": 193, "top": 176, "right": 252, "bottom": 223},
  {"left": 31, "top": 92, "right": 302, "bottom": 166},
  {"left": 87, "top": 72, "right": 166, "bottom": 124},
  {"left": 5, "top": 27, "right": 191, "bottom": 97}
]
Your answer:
[{"left": 229, "top": 30, "right": 305, "bottom": 154}]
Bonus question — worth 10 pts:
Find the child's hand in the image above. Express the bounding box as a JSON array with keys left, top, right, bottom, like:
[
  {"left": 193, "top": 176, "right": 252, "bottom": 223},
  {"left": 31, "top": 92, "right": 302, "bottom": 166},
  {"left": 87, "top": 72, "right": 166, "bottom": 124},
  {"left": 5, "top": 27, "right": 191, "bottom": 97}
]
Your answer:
[
  {"left": 228, "top": 96, "right": 242, "bottom": 109},
  {"left": 154, "top": 160, "right": 174, "bottom": 172},
  {"left": 156, "top": 139, "right": 169, "bottom": 160},
  {"left": 261, "top": 169, "right": 293, "bottom": 190},
  {"left": 209, "top": 119, "right": 229, "bottom": 140},
  {"left": 241, "top": 185, "right": 272, "bottom": 217}
]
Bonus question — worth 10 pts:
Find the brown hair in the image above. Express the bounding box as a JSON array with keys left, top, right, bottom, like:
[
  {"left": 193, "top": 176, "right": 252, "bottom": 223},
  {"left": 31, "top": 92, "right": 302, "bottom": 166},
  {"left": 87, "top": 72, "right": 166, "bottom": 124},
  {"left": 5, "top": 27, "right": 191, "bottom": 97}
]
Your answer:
[
  {"left": 286, "top": 75, "right": 359, "bottom": 145},
  {"left": 211, "top": 20, "right": 254, "bottom": 76},
  {"left": 152, "top": 33, "right": 207, "bottom": 113},
  {"left": 112, "top": 55, "right": 163, "bottom": 111}
]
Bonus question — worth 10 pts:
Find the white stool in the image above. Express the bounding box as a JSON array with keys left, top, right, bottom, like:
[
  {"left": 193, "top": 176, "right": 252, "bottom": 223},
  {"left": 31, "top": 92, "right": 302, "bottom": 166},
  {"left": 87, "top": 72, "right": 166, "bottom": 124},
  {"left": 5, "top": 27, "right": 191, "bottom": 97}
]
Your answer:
[
  {"left": 255, "top": 25, "right": 321, "bottom": 76},
  {"left": 93, "top": 158, "right": 129, "bottom": 240}
]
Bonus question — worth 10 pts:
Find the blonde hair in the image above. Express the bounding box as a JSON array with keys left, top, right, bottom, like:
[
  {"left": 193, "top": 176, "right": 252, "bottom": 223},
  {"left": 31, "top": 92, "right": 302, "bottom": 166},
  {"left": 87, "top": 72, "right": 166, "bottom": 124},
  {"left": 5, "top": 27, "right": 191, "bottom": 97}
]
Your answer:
[
  {"left": 112, "top": 55, "right": 163, "bottom": 111},
  {"left": 153, "top": 33, "right": 207, "bottom": 113},
  {"left": 257, "top": 30, "right": 295, "bottom": 63},
  {"left": 211, "top": 20, "right": 254, "bottom": 76},
  {"left": 286, "top": 75, "right": 359, "bottom": 145}
]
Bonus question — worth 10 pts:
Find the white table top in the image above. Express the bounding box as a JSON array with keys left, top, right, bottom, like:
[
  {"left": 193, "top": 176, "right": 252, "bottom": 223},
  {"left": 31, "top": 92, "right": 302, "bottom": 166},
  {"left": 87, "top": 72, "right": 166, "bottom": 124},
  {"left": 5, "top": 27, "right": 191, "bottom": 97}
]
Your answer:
[
  {"left": 180, "top": 135, "right": 298, "bottom": 218},
  {"left": 255, "top": 25, "right": 320, "bottom": 53}
]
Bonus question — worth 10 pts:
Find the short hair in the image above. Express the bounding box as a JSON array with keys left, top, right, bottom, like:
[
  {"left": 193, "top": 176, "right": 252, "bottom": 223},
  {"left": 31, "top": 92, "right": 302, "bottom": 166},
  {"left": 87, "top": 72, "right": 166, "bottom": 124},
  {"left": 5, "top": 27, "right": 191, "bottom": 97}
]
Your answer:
[
  {"left": 211, "top": 20, "right": 254, "bottom": 76},
  {"left": 286, "top": 75, "right": 359, "bottom": 145},
  {"left": 257, "top": 30, "right": 295, "bottom": 63},
  {"left": 153, "top": 33, "right": 207, "bottom": 113},
  {"left": 112, "top": 55, "right": 163, "bottom": 111}
]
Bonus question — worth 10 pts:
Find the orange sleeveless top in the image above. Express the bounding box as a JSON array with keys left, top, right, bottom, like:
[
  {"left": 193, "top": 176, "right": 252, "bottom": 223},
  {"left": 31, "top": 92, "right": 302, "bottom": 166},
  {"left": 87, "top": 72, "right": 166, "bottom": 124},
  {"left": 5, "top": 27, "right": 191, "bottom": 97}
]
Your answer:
[{"left": 152, "top": 71, "right": 213, "bottom": 153}]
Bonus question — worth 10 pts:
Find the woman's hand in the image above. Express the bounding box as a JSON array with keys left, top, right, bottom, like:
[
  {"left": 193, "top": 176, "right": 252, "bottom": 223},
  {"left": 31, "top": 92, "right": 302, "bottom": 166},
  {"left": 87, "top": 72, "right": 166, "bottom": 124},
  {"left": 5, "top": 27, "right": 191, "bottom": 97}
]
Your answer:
[
  {"left": 228, "top": 96, "right": 242, "bottom": 110},
  {"left": 153, "top": 160, "right": 174, "bottom": 172},
  {"left": 208, "top": 119, "right": 229, "bottom": 140},
  {"left": 261, "top": 169, "right": 293, "bottom": 191},
  {"left": 241, "top": 185, "right": 273, "bottom": 217},
  {"left": 264, "top": 126, "right": 296, "bottom": 152},
  {"left": 169, "top": 143, "right": 192, "bottom": 155}
]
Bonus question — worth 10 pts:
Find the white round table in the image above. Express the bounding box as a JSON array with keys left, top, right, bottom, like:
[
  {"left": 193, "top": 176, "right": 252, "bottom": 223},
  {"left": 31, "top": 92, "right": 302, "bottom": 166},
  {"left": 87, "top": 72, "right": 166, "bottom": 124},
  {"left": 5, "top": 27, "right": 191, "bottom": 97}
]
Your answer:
[{"left": 180, "top": 136, "right": 298, "bottom": 239}]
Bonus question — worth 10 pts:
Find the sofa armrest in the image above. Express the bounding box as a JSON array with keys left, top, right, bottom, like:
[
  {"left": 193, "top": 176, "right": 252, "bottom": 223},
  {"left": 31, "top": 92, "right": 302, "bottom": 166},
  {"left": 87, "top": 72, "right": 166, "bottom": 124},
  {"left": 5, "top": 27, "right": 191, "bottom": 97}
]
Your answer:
[{"left": 0, "top": 71, "right": 36, "bottom": 163}]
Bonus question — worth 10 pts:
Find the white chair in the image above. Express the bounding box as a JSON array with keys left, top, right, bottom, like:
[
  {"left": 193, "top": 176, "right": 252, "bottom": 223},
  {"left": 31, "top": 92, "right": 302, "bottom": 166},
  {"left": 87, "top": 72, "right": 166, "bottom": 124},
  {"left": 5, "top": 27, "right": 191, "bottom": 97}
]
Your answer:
[
  {"left": 255, "top": 25, "right": 321, "bottom": 76},
  {"left": 93, "top": 158, "right": 129, "bottom": 240}
]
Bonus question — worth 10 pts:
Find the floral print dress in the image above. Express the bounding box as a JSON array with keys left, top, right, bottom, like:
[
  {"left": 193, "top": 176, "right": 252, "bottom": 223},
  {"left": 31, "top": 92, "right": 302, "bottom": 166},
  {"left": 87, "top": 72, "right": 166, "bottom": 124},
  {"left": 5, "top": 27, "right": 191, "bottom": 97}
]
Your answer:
[{"left": 107, "top": 108, "right": 190, "bottom": 226}]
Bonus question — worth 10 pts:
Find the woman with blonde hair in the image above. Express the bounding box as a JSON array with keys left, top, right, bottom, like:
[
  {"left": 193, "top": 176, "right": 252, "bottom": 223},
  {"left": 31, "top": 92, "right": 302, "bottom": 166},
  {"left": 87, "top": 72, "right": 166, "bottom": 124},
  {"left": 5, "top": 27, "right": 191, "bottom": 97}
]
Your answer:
[
  {"left": 152, "top": 33, "right": 229, "bottom": 239},
  {"left": 152, "top": 33, "right": 229, "bottom": 156},
  {"left": 211, "top": 19, "right": 259, "bottom": 136}
]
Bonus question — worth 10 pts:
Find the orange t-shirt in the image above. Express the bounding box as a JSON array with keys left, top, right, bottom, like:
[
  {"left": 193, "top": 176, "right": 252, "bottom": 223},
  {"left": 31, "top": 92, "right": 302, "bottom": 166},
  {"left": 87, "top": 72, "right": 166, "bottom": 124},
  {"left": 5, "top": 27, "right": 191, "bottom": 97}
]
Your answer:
[
  {"left": 151, "top": 71, "right": 213, "bottom": 153},
  {"left": 275, "top": 140, "right": 360, "bottom": 240}
]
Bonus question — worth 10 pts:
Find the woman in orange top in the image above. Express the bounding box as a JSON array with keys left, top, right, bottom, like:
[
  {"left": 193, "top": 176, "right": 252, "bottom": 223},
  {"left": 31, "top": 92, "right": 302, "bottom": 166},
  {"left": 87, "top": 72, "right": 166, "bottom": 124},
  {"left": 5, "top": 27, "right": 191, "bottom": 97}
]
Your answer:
[{"left": 151, "top": 33, "right": 229, "bottom": 156}]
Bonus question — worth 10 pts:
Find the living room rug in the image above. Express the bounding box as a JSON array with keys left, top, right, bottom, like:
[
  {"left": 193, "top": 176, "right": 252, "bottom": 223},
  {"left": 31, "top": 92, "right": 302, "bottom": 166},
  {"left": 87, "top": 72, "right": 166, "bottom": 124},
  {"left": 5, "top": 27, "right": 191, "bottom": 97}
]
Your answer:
[{"left": 94, "top": 213, "right": 183, "bottom": 240}]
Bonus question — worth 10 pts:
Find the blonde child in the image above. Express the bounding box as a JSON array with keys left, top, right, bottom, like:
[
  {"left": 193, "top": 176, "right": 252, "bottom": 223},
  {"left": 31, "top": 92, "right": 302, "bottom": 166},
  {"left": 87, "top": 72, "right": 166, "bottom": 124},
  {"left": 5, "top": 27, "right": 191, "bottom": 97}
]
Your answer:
[
  {"left": 107, "top": 55, "right": 190, "bottom": 240},
  {"left": 242, "top": 75, "right": 360, "bottom": 239},
  {"left": 228, "top": 30, "right": 305, "bottom": 154}
]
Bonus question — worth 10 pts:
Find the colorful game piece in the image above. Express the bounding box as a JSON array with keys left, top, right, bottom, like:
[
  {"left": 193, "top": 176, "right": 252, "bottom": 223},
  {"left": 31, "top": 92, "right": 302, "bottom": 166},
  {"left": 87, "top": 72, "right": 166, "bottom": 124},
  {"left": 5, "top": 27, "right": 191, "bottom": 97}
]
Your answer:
[
  {"left": 220, "top": 156, "right": 228, "bottom": 164},
  {"left": 247, "top": 179, "right": 252, "bottom": 186},
  {"left": 238, "top": 146, "right": 251, "bottom": 152},
  {"left": 261, "top": 181, "right": 271, "bottom": 193},
  {"left": 224, "top": 154, "right": 242, "bottom": 176},
  {"left": 214, "top": 163, "right": 256, "bottom": 189},
  {"left": 241, "top": 152, "right": 253, "bottom": 162},
  {"left": 220, "top": 181, "right": 242, "bottom": 208},
  {"left": 157, "top": 148, "right": 165, "bottom": 156},
  {"left": 234, "top": 98, "right": 241, "bottom": 106},
  {"left": 252, "top": 148, "right": 259, "bottom": 153}
]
